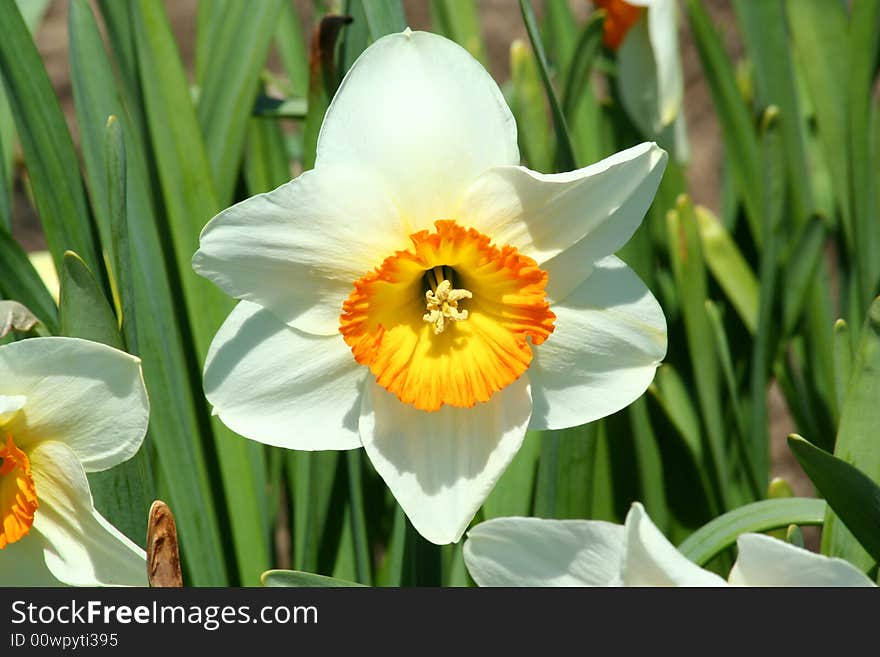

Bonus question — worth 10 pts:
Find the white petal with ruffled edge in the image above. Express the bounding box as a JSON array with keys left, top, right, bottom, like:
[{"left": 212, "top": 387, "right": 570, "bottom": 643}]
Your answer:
[
  {"left": 204, "top": 301, "right": 365, "bottom": 450},
  {"left": 460, "top": 143, "right": 666, "bottom": 301},
  {"left": 0, "top": 338, "right": 148, "bottom": 472},
  {"left": 194, "top": 166, "right": 409, "bottom": 336},
  {"left": 528, "top": 256, "right": 666, "bottom": 431},
  {"left": 360, "top": 377, "right": 532, "bottom": 545},
  {"left": 317, "top": 30, "right": 519, "bottom": 232},
  {"left": 621, "top": 503, "right": 726, "bottom": 586},
  {"left": 464, "top": 516, "right": 624, "bottom": 586},
  {"left": 28, "top": 441, "right": 146, "bottom": 587},
  {"left": 729, "top": 533, "right": 875, "bottom": 587}
]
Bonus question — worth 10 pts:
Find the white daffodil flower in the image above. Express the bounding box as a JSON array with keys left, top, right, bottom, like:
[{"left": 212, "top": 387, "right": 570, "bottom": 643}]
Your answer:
[
  {"left": 193, "top": 29, "right": 668, "bottom": 545},
  {"left": 464, "top": 502, "right": 876, "bottom": 587},
  {"left": 596, "top": 0, "right": 688, "bottom": 161},
  {"left": 0, "top": 337, "right": 149, "bottom": 586}
]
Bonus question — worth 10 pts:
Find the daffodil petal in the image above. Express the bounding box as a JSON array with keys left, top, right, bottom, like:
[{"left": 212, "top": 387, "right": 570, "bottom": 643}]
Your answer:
[
  {"left": 528, "top": 256, "right": 666, "bottom": 431},
  {"left": 359, "top": 376, "right": 532, "bottom": 545},
  {"left": 0, "top": 338, "right": 148, "bottom": 472},
  {"left": 618, "top": 0, "right": 682, "bottom": 133},
  {"left": 646, "top": 0, "right": 682, "bottom": 127},
  {"left": 461, "top": 143, "right": 666, "bottom": 301},
  {"left": 317, "top": 30, "right": 519, "bottom": 231},
  {"left": 729, "top": 533, "right": 876, "bottom": 587},
  {"left": 464, "top": 516, "right": 624, "bottom": 586},
  {"left": 29, "top": 441, "right": 146, "bottom": 587},
  {"left": 622, "top": 503, "right": 726, "bottom": 586},
  {"left": 194, "top": 166, "right": 409, "bottom": 336},
  {"left": 204, "top": 301, "right": 364, "bottom": 450},
  {"left": 0, "top": 532, "right": 63, "bottom": 586},
  {"left": 0, "top": 394, "right": 26, "bottom": 423}
]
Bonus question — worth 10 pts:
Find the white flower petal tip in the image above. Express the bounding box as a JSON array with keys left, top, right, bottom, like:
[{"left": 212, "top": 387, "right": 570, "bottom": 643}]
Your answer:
[
  {"left": 359, "top": 377, "right": 533, "bottom": 545},
  {"left": 0, "top": 337, "right": 149, "bottom": 471},
  {"left": 464, "top": 516, "right": 624, "bottom": 587},
  {"left": 29, "top": 441, "right": 147, "bottom": 587},
  {"left": 622, "top": 503, "right": 726, "bottom": 586},
  {"left": 204, "top": 301, "right": 364, "bottom": 451},
  {"left": 529, "top": 256, "right": 667, "bottom": 431},
  {"left": 729, "top": 533, "right": 876, "bottom": 587},
  {"left": 316, "top": 29, "right": 519, "bottom": 231}
]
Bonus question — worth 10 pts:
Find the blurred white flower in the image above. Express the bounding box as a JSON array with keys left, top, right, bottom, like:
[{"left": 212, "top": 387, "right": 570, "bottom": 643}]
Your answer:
[
  {"left": 0, "top": 337, "right": 149, "bottom": 586},
  {"left": 596, "top": 0, "right": 688, "bottom": 161},
  {"left": 464, "top": 502, "right": 876, "bottom": 586},
  {"left": 193, "top": 29, "right": 668, "bottom": 545}
]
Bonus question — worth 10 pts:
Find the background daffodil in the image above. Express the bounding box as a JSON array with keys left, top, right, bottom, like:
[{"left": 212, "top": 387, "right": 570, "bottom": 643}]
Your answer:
[
  {"left": 0, "top": 337, "right": 149, "bottom": 586},
  {"left": 193, "top": 29, "right": 668, "bottom": 545},
  {"left": 597, "top": 0, "right": 688, "bottom": 161},
  {"left": 464, "top": 503, "right": 876, "bottom": 587}
]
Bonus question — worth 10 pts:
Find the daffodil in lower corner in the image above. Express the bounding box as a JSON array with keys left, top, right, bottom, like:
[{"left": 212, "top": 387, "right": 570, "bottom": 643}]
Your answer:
[
  {"left": 193, "top": 29, "right": 668, "bottom": 546},
  {"left": 0, "top": 337, "right": 149, "bottom": 586},
  {"left": 463, "top": 503, "right": 876, "bottom": 587}
]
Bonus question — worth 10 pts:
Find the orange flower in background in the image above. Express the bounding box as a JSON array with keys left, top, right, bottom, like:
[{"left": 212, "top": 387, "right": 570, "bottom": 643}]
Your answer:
[{"left": 595, "top": 0, "right": 644, "bottom": 50}]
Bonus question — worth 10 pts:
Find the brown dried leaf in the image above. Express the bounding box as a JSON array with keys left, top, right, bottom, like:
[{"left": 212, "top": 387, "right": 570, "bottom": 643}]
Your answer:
[{"left": 146, "top": 500, "right": 183, "bottom": 587}]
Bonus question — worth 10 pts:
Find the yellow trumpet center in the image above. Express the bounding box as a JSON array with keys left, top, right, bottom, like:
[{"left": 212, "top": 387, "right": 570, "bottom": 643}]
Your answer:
[
  {"left": 0, "top": 432, "right": 38, "bottom": 549},
  {"left": 339, "top": 220, "right": 555, "bottom": 412}
]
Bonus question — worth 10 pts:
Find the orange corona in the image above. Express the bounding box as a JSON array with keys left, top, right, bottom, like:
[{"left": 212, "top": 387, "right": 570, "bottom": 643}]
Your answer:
[
  {"left": 0, "top": 433, "right": 38, "bottom": 549},
  {"left": 595, "top": 0, "right": 645, "bottom": 50},
  {"left": 340, "top": 220, "right": 556, "bottom": 412}
]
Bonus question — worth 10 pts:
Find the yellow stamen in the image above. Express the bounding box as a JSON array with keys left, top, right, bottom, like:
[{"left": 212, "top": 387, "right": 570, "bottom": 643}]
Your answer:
[
  {"left": 0, "top": 432, "right": 38, "bottom": 549},
  {"left": 423, "top": 279, "right": 472, "bottom": 334}
]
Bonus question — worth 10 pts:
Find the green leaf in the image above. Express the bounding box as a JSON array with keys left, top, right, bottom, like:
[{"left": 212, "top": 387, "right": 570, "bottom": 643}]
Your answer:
[
  {"left": 289, "top": 451, "right": 340, "bottom": 574},
  {"left": 847, "top": 0, "right": 880, "bottom": 307},
  {"left": 303, "top": 15, "right": 352, "bottom": 170},
  {"left": 789, "top": 435, "right": 880, "bottom": 567},
  {"left": 0, "top": 0, "right": 51, "bottom": 200},
  {"left": 677, "top": 498, "right": 827, "bottom": 566},
  {"left": 561, "top": 12, "right": 604, "bottom": 124},
  {"left": 832, "top": 319, "right": 852, "bottom": 415},
  {"left": 786, "top": 0, "right": 852, "bottom": 255},
  {"left": 262, "top": 570, "right": 365, "bottom": 587},
  {"left": 131, "top": 0, "right": 269, "bottom": 585},
  {"left": 508, "top": 40, "right": 552, "bottom": 173},
  {"left": 359, "top": 0, "right": 406, "bottom": 40},
  {"left": 666, "top": 196, "right": 730, "bottom": 511},
  {"left": 59, "top": 251, "right": 123, "bottom": 350},
  {"left": 821, "top": 297, "right": 880, "bottom": 570},
  {"left": 69, "top": 0, "right": 230, "bottom": 585},
  {"left": 197, "top": 0, "right": 284, "bottom": 204},
  {"left": 0, "top": 227, "right": 58, "bottom": 333},
  {"left": 649, "top": 364, "right": 702, "bottom": 466},
  {"left": 104, "top": 116, "right": 137, "bottom": 352},
  {"left": 519, "top": 0, "right": 576, "bottom": 172},
  {"left": 748, "top": 108, "right": 785, "bottom": 488},
  {"left": 685, "top": 0, "right": 761, "bottom": 244},
  {"left": 781, "top": 217, "right": 826, "bottom": 337},
  {"left": 430, "top": 0, "right": 486, "bottom": 64},
  {"left": 0, "top": 0, "right": 102, "bottom": 277},
  {"left": 253, "top": 95, "right": 308, "bottom": 119},
  {"left": 483, "top": 430, "right": 540, "bottom": 519},
  {"left": 59, "top": 251, "right": 154, "bottom": 545},
  {"left": 534, "top": 424, "right": 597, "bottom": 519},
  {"left": 694, "top": 205, "right": 758, "bottom": 334},
  {"left": 732, "top": 0, "right": 814, "bottom": 227},
  {"left": 346, "top": 451, "right": 372, "bottom": 585},
  {"left": 275, "top": 1, "right": 309, "bottom": 96}
]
